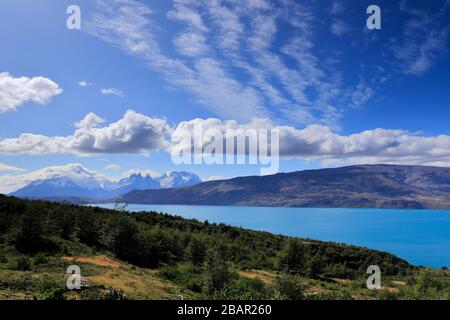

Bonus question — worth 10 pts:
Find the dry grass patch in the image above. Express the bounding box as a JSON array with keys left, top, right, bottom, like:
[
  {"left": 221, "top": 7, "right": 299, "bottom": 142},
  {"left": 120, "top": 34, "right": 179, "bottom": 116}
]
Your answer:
[
  {"left": 60, "top": 255, "right": 197, "bottom": 300},
  {"left": 239, "top": 269, "right": 277, "bottom": 285},
  {"left": 61, "top": 255, "right": 122, "bottom": 268}
]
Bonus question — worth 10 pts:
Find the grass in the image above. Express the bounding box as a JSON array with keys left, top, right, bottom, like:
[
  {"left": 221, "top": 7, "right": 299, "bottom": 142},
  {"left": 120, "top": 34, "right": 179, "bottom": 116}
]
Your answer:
[
  {"left": 0, "top": 254, "right": 199, "bottom": 300},
  {"left": 1, "top": 254, "right": 449, "bottom": 300}
]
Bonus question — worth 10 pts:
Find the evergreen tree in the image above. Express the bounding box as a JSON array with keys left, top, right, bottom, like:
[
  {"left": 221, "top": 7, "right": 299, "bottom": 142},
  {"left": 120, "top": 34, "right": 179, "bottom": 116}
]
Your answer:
[
  {"left": 203, "top": 247, "right": 233, "bottom": 297},
  {"left": 185, "top": 236, "right": 207, "bottom": 265},
  {"left": 15, "top": 210, "right": 46, "bottom": 254},
  {"left": 113, "top": 217, "right": 141, "bottom": 264},
  {"left": 307, "top": 253, "right": 324, "bottom": 278},
  {"left": 276, "top": 239, "right": 306, "bottom": 273}
]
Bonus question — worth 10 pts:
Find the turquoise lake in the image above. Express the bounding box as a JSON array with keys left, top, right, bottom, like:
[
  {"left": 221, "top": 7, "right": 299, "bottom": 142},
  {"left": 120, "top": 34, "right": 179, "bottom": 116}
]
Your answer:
[{"left": 96, "top": 204, "right": 450, "bottom": 268}]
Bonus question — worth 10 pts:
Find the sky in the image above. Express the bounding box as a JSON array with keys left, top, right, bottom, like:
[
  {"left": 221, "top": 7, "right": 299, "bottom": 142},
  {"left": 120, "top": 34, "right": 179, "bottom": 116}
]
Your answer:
[{"left": 1, "top": 0, "right": 450, "bottom": 184}]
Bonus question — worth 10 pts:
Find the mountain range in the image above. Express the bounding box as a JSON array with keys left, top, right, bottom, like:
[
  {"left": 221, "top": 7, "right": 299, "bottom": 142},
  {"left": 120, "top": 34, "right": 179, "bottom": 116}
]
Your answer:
[
  {"left": 5, "top": 164, "right": 450, "bottom": 209},
  {"left": 120, "top": 164, "right": 450, "bottom": 209},
  {"left": 5, "top": 164, "right": 201, "bottom": 200}
]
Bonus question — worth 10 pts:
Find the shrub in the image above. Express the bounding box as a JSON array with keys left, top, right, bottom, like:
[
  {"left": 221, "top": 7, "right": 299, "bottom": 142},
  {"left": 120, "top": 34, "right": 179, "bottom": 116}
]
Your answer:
[
  {"left": 217, "top": 277, "right": 272, "bottom": 300},
  {"left": 376, "top": 289, "right": 398, "bottom": 300},
  {"left": 9, "top": 255, "right": 32, "bottom": 271},
  {"left": 0, "top": 252, "right": 8, "bottom": 264},
  {"left": 307, "top": 253, "right": 324, "bottom": 278},
  {"left": 158, "top": 263, "right": 204, "bottom": 292},
  {"left": 37, "top": 279, "right": 66, "bottom": 300},
  {"left": 33, "top": 253, "right": 49, "bottom": 265},
  {"left": 309, "top": 290, "right": 353, "bottom": 300},
  {"left": 273, "top": 274, "right": 304, "bottom": 300}
]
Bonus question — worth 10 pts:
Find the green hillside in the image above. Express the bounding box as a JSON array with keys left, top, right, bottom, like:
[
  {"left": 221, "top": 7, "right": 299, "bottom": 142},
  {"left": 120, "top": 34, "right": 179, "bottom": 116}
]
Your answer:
[{"left": 0, "top": 195, "right": 448, "bottom": 300}]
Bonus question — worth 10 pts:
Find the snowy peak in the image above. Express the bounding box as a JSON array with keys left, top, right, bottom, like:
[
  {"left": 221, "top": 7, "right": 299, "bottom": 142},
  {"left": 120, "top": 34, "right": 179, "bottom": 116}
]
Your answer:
[
  {"left": 7, "top": 164, "right": 202, "bottom": 199},
  {"left": 159, "top": 171, "right": 202, "bottom": 189},
  {"left": 118, "top": 170, "right": 202, "bottom": 189}
]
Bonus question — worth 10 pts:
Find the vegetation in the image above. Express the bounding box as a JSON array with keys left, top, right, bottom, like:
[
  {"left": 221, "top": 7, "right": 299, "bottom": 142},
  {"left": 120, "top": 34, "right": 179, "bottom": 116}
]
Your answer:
[{"left": 0, "top": 195, "right": 448, "bottom": 300}]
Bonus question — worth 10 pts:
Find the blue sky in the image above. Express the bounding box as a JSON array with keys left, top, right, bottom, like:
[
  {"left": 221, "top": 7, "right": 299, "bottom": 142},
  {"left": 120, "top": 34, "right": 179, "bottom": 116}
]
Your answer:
[{"left": 1, "top": 0, "right": 450, "bottom": 183}]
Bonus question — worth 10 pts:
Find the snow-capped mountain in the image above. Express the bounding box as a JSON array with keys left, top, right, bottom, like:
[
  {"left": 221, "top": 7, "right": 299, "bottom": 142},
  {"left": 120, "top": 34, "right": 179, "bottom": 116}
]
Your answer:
[
  {"left": 5, "top": 164, "right": 202, "bottom": 199},
  {"left": 158, "top": 171, "right": 202, "bottom": 189}
]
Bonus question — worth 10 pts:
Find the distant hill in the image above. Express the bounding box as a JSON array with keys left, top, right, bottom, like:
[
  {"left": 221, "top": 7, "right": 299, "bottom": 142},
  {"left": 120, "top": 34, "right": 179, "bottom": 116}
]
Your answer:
[
  {"left": 9, "top": 164, "right": 201, "bottom": 200},
  {"left": 121, "top": 164, "right": 450, "bottom": 209}
]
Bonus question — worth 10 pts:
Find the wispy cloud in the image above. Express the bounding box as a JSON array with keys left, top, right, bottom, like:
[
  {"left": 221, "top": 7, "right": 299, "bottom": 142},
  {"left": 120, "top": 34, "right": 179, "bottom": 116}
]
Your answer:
[
  {"left": 330, "top": 0, "right": 345, "bottom": 15},
  {"left": 78, "top": 80, "right": 93, "bottom": 87},
  {"left": 85, "top": 0, "right": 266, "bottom": 122},
  {"left": 105, "top": 163, "right": 120, "bottom": 171},
  {"left": 0, "top": 162, "right": 25, "bottom": 172},
  {"left": 330, "top": 19, "right": 350, "bottom": 37},
  {"left": 82, "top": 0, "right": 449, "bottom": 128},
  {"left": 391, "top": 0, "right": 450, "bottom": 75},
  {"left": 83, "top": 0, "right": 377, "bottom": 128},
  {"left": 100, "top": 87, "right": 124, "bottom": 97}
]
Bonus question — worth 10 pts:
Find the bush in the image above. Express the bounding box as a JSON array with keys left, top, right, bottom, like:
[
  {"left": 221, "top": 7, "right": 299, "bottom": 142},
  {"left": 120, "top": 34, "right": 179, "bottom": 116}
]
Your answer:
[
  {"left": 309, "top": 290, "right": 353, "bottom": 300},
  {"left": 158, "top": 265, "right": 178, "bottom": 281},
  {"left": 158, "top": 263, "right": 204, "bottom": 292},
  {"left": 9, "top": 255, "right": 32, "bottom": 271},
  {"left": 323, "top": 263, "right": 354, "bottom": 279},
  {"left": 217, "top": 278, "right": 272, "bottom": 300},
  {"left": 273, "top": 274, "right": 304, "bottom": 300},
  {"left": 37, "top": 279, "right": 66, "bottom": 300},
  {"left": 33, "top": 253, "right": 49, "bottom": 265},
  {"left": 376, "top": 289, "right": 398, "bottom": 300},
  {"left": 0, "top": 252, "right": 8, "bottom": 264},
  {"left": 307, "top": 253, "right": 324, "bottom": 278}
]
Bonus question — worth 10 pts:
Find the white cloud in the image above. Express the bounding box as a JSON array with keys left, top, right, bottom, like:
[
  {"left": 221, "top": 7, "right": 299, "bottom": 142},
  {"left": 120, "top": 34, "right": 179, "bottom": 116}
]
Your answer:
[
  {"left": 120, "top": 168, "right": 161, "bottom": 179},
  {"left": 78, "top": 80, "right": 93, "bottom": 87},
  {"left": 0, "top": 72, "right": 62, "bottom": 113},
  {"left": 204, "top": 175, "right": 224, "bottom": 182},
  {"left": 0, "top": 110, "right": 170, "bottom": 155},
  {"left": 167, "top": 3, "right": 208, "bottom": 32},
  {"left": 100, "top": 88, "right": 124, "bottom": 97},
  {"left": 0, "top": 163, "right": 25, "bottom": 172},
  {"left": 171, "top": 117, "right": 450, "bottom": 168},
  {"left": 173, "top": 32, "right": 208, "bottom": 57},
  {"left": 105, "top": 163, "right": 120, "bottom": 171},
  {"left": 4, "top": 111, "right": 450, "bottom": 168}
]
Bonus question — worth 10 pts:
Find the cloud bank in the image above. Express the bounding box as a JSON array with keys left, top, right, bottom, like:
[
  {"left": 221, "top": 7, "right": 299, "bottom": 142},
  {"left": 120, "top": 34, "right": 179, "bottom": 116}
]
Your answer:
[{"left": 2, "top": 110, "right": 450, "bottom": 168}]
